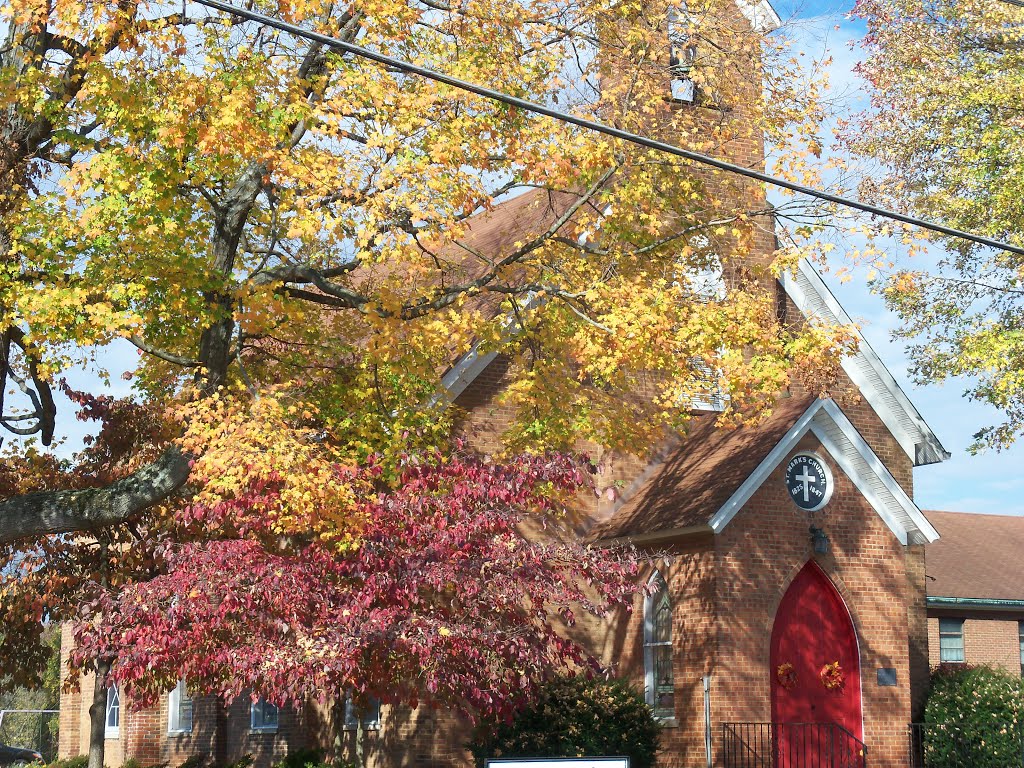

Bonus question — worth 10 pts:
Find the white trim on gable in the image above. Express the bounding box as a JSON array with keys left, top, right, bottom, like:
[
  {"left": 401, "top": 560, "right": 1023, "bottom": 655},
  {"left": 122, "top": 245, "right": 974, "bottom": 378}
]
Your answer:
[
  {"left": 780, "top": 260, "right": 949, "bottom": 467},
  {"left": 439, "top": 342, "right": 499, "bottom": 404},
  {"left": 736, "top": 0, "right": 782, "bottom": 33},
  {"left": 811, "top": 400, "right": 938, "bottom": 544},
  {"left": 708, "top": 398, "right": 939, "bottom": 545},
  {"left": 434, "top": 293, "right": 540, "bottom": 407},
  {"left": 709, "top": 399, "right": 826, "bottom": 532}
]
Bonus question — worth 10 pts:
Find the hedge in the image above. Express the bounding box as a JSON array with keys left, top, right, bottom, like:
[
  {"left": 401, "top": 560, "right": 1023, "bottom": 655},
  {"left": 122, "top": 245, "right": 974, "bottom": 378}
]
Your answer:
[
  {"left": 922, "top": 664, "right": 1024, "bottom": 767},
  {"left": 467, "top": 676, "right": 660, "bottom": 768}
]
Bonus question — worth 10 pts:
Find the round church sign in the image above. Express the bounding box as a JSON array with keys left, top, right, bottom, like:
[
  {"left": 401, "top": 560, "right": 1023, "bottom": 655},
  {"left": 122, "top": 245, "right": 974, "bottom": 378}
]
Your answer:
[{"left": 784, "top": 452, "right": 833, "bottom": 512}]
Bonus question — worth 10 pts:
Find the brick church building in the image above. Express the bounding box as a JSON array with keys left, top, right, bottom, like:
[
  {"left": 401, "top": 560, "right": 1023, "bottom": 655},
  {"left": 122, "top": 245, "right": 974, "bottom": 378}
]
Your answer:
[{"left": 57, "top": 0, "right": 954, "bottom": 765}]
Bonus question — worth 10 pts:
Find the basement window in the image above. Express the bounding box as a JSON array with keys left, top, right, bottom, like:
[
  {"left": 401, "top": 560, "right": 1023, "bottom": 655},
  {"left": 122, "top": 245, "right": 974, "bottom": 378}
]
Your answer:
[
  {"left": 251, "top": 698, "right": 279, "bottom": 733},
  {"left": 938, "top": 618, "right": 965, "bottom": 663},
  {"left": 343, "top": 693, "right": 381, "bottom": 730}
]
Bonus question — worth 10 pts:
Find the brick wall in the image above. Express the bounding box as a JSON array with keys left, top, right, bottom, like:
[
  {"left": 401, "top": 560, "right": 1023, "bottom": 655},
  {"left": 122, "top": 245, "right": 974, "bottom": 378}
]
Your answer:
[
  {"left": 56, "top": 645, "right": 314, "bottom": 768},
  {"left": 927, "top": 614, "right": 1024, "bottom": 673}
]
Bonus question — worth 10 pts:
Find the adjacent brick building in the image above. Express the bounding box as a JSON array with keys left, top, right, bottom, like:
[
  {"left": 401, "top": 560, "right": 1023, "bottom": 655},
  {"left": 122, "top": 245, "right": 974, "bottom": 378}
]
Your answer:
[{"left": 923, "top": 510, "right": 1024, "bottom": 675}]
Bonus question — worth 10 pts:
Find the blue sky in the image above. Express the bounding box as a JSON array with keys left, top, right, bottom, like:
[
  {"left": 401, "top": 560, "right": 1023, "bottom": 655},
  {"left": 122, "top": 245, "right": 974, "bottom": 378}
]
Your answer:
[
  {"left": 772, "top": 0, "right": 1024, "bottom": 514},
  {"left": 36, "top": 0, "right": 1024, "bottom": 516}
]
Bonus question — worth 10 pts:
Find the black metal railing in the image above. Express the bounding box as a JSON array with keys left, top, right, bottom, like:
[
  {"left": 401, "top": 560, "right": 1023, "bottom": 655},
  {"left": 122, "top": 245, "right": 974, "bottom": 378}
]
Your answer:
[
  {"left": 909, "top": 722, "right": 1024, "bottom": 768},
  {"left": 722, "top": 722, "right": 868, "bottom": 768}
]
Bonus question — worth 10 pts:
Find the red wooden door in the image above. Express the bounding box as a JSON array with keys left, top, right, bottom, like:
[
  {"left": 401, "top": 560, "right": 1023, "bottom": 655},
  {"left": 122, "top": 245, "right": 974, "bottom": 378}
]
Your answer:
[{"left": 770, "top": 561, "right": 863, "bottom": 766}]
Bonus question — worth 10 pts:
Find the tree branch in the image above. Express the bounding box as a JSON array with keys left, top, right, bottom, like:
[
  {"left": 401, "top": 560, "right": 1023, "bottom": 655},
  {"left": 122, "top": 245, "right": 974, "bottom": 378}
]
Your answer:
[
  {"left": 0, "top": 445, "right": 192, "bottom": 545},
  {"left": 128, "top": 335, "right": 202, "bottom": 367}
]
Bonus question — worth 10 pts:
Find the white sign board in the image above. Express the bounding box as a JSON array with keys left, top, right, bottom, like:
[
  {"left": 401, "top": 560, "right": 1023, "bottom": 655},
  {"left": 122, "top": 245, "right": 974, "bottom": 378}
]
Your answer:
[{"left": 487, "top": 760, "right": 629, "bottom": 768}]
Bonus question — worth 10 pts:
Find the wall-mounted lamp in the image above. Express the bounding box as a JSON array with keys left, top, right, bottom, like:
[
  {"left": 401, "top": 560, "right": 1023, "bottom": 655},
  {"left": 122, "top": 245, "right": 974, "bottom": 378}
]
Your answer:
[{"left": 809, "top": 526, "right": 830, "bottom": 555}]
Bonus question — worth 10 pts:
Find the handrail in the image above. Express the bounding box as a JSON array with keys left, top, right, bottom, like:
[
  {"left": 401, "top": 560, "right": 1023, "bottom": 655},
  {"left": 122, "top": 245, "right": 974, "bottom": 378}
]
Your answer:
[
  {"left": 722, "top": 721, "right": 867, "bottom": 768},
  {"left": 835, "top": 721, "right": 869, "bottom": 759}
]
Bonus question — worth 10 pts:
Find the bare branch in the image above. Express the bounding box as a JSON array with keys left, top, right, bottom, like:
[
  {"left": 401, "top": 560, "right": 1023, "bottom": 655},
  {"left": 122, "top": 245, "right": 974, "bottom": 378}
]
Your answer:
[{"left": 128, "top": 335, "right": 203, "bottom": 367}]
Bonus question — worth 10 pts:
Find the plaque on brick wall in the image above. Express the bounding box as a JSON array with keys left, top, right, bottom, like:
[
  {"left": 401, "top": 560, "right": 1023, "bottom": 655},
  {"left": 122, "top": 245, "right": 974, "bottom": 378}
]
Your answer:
[
  {"left": 877, "top": 668, "right": 898, "bottom": 686},
  {"left": 784, "top": 452, "right": 834, "bottom": 512}
]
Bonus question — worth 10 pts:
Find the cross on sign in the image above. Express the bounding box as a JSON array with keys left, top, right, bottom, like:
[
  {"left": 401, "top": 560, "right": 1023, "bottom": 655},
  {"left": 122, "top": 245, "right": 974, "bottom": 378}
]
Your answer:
[
  {"left": 784, "top": 452, "right": 832, "bottom": 512},
  {"left": 795, "top": 466, "right": 817, "bottom": 502}
]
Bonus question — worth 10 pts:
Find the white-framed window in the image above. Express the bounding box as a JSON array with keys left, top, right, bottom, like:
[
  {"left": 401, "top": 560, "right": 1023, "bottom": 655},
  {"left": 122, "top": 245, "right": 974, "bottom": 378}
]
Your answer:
[
  {"left": 668, "top": 6, "right": 697, "bottom": 103},
  {"left": 939, "top": 618, "right": 965, "bottom": 663},
  {"left": 343, "top": 693, "right": 381, "bottom": 731},
  {"left": 644, "top": 571, "right": 675, "bottom": 720},
  {"left": 168, "top": 679, "right": 194, "bottom": 734},
  {"left": 104, "top": 684, "right": 120, "bottom": 739},
  {"left": 1018, "top": 621, "right": 1023, "bottom": 676},
  {"left": 251, "top": 698, "right": 279, "bottom": 732}
]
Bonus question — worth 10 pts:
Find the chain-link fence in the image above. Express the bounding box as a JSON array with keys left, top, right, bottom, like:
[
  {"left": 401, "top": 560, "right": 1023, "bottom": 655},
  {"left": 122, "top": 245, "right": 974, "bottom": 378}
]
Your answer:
[{"left": 0, "top": 710, "right": 58, "bottom": 763}]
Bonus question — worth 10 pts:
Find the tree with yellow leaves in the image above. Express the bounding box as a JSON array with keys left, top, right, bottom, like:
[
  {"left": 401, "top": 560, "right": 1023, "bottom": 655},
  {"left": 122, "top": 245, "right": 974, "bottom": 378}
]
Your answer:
[
  {"left": 1, "top": 0, "right": 849, "bottom": 541},
  {"left": 849, "top": 0, "right": 1024, "bottom": 451},
  {"left": 0, "top": 0, "right": 860, "bottom": 752}
]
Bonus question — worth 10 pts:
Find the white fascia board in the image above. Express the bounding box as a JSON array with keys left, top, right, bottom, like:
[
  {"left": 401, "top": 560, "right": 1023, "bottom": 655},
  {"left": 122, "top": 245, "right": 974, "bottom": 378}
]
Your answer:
[
  {"left": 709, "top": 398, "right": 826, "bottom": 533},
  {"left": 781, "top": 260, "right": 949, "bottom": 467},
  {"left": 813, "top": 400, "right": 939, "bottom": 544},
  {"left": 438, "top": 343, "right": 499, "bottom": 404},
  {"left": 737, "top": 0, "right": 782, "bottom": 33},
  {"left": 435, "top": 292, "right": 540, "bottom": 406},
  {"left": 709, "top": 398, "right": 939, "bottom": 545}
]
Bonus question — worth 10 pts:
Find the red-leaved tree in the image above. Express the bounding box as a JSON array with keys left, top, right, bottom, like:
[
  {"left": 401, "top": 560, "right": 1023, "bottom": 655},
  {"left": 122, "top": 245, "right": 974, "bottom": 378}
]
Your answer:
[{"left": 71, "top": 449, "right": 639, "bottom": 720}]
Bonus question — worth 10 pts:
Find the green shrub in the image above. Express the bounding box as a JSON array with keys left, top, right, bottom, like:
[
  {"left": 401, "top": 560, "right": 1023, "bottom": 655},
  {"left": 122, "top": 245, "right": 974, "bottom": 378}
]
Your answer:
[
  {"left": 923, "top": 664, "right": 1024, "bottom": 768},
  {"left": 120, "top": 758, "right": 168, "bottom": 768},
  {"left": 467, "top": 676, "right": 660, "bottom": 768},
  {"left": 176, "top": 756, "right": 207, "bottom": 768},
  {"left": 45, "top": 757, "right": 87, "bottom": 768},
  {"left": 223, "top": 755, "right": 254, "bottom": 768},
  {"left": 271, "top": 750, "right": 323, "bottom": 768},
  {"left": 270, "top": 751, "right": 355, "bottom": 768}
]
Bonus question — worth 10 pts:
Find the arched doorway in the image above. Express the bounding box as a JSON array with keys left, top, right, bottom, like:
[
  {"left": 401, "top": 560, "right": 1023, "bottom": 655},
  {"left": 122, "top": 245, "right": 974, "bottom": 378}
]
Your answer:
[{"left": 770, "top": 561, "right": 863, "bottom": 764}]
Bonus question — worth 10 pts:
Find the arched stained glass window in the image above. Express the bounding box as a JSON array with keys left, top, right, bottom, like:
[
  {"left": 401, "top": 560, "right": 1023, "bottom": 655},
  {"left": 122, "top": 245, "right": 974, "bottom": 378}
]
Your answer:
[{"left": 644, "top": 571, "right": 675, "bottom": 719}]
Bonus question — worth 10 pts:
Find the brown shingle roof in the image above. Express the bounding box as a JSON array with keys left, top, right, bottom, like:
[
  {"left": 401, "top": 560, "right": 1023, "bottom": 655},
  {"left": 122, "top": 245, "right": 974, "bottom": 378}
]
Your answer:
[
  {"left": 924, "top": 510, "right": 1024, "bottom": 601},
  {"left": 592, "top": 395, "right": 815, "bottom": 541}
]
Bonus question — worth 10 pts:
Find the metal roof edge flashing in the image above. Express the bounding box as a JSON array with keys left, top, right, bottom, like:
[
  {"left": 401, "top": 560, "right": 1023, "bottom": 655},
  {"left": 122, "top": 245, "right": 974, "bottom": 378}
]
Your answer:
[{"left": 928, "top": 596, "right": 1024, "bottom": 609}]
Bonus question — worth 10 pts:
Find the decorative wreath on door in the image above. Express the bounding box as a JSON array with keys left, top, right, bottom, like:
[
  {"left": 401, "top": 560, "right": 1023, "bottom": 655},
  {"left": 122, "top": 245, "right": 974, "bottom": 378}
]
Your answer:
[
  {"left": 819, "top": 661, "right": 844, "bottom": 690},
  {"left": 776, "top": 662, "right": 798, "bottom": 689}
]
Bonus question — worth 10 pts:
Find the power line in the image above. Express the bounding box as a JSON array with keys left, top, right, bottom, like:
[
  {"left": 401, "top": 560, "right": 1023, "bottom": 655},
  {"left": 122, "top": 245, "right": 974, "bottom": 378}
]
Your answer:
[{"left": 191, "top": 0, "right": 1024, "bottom": 257}]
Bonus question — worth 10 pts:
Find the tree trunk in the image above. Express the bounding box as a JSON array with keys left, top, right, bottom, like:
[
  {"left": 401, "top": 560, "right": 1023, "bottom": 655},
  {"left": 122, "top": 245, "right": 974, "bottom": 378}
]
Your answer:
[
  {"left": 87, "top": 658, "right": 112, "bottom": 768},
  {"left": 330, "top": 697, "right": 345, "bottom": 765},
  {"left": 214, "top": 697, "right": 229, "bottom": 767}
]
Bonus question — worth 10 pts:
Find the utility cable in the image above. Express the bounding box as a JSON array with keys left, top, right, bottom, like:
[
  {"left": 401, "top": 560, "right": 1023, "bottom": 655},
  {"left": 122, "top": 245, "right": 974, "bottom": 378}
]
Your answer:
[{"left": 191, "top": 0, "right": 1024, "bottom": 257}]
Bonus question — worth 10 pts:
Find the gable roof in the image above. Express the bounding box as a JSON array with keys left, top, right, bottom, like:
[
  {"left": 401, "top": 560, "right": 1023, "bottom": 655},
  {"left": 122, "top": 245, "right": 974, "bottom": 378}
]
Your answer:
[
  {"left": 589, "top": 395, "right": 813, "bottom": 542},
  {"left": 593, "top": 397, "right": 940, "bottom": 546},
  {"left": 780, "top": 260, "right": 949, "bottom": 468},
  {"left": 924, "top": 510, "right": 1024, "bottom": 603}
]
